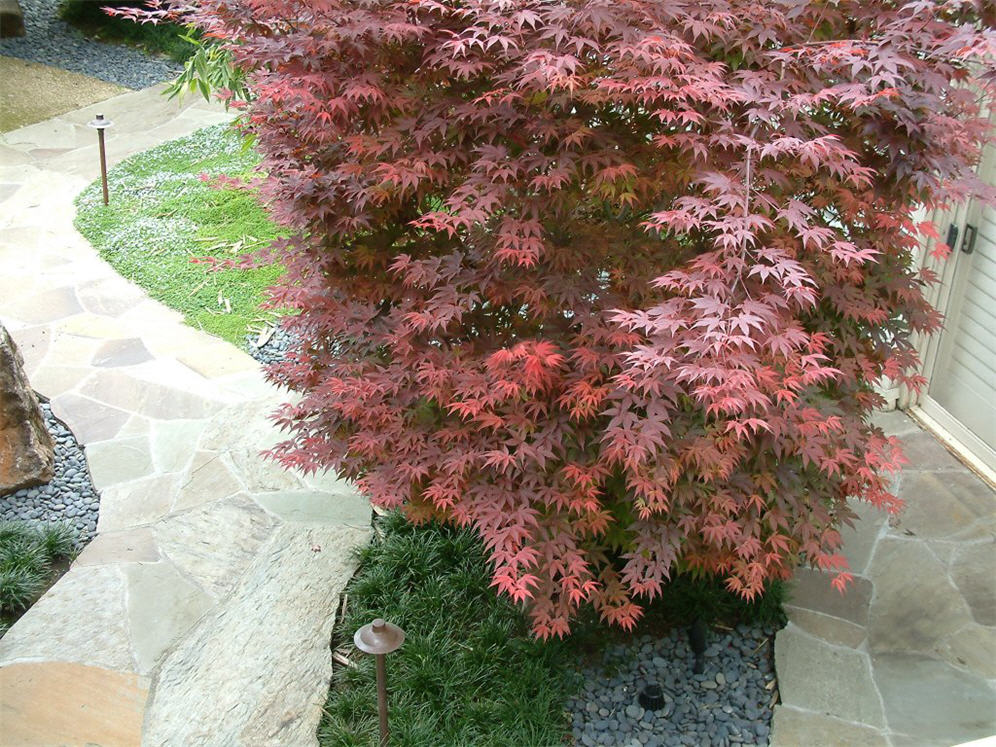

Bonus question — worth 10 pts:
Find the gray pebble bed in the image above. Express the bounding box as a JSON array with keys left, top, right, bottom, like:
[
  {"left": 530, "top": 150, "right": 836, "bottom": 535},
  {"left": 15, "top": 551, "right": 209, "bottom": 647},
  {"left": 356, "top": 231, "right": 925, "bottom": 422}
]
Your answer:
[
  {"left": 0, "top": 0, "right": 181, "bottom": 89},
  {"left": 245, "top": 326, "right": 295, "bottom": 366},
  {"left": 0, "top": 401, "right": 99, "bottom": 545},
  {"left": 568, "top": 623, "right": 779, "bottom": 747}
]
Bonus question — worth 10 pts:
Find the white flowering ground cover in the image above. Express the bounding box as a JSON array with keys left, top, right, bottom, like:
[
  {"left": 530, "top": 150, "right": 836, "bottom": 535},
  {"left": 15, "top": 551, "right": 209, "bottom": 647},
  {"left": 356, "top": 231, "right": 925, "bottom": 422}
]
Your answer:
[{"left": 74, "top": 123, "right": 284, "bottom": 347}]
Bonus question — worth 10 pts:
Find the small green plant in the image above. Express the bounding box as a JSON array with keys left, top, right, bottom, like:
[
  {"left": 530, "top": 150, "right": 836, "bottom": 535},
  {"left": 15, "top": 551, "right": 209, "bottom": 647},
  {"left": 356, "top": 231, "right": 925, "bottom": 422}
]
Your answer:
[
  {"left": 164, "top": 33, "right": 251, "bottom": 105},
  {"left": 0, "top": 521, "right": 78, "bottom": 629},
  {"left": 318, "top": 512, "right": 579, "bottom": 747}
]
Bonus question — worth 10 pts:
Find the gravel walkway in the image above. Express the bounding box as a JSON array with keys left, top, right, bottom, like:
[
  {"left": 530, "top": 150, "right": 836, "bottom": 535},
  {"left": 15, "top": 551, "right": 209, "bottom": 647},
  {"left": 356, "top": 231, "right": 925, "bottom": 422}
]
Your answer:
[
  {"left": 0, "top": 401, "right": 98, "bottom": 545},
  {"left": 0, "top": 0, "right": 181, "bottom": 89}
]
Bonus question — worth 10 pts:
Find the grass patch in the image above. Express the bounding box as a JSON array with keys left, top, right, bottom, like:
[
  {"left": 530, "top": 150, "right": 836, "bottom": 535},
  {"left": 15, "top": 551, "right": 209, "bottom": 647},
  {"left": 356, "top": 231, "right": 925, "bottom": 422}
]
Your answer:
[
  {"left": 58, "top": 0, "right": 196, "bottom": 63},
  {"left": 74, "top": 123, "right": 284, "bottom": 348},
  {"left": 0, "top": 521, "right": 78, "bottom": 636},
  {"left": 319, "top": 512, "right": 580, "bottom": 747}
]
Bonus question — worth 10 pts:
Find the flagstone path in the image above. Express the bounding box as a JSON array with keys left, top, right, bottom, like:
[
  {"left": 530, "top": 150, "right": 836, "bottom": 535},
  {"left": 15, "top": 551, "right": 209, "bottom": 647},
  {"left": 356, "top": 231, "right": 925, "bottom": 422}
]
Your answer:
[
  {"left": 771, "top": 411, "right": 996, "bottom": 747},
  {"left": 0, "top": 86, "right": 371, "bottom": 746}
]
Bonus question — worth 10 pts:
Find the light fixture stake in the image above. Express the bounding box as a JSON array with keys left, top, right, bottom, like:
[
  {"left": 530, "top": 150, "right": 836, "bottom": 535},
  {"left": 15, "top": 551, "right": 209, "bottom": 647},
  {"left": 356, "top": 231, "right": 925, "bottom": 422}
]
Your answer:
[{"left": 87, "top": 114, "right": 114, "bottom": 205}]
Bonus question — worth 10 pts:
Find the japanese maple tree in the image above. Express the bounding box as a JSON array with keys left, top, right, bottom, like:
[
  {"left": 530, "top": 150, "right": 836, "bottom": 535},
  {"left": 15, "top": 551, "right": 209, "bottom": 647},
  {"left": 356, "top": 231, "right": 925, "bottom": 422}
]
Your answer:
[{"left": 134, "top": 0, "right": 994, "bottom": 636}]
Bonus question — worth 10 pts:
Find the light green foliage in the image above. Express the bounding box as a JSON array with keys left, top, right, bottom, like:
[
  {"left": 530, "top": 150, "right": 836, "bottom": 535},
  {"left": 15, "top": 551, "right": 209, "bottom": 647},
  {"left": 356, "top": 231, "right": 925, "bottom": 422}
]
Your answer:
[
  {"left": 318, "top": 512, "right": 580, "bottom": 747},
  {"left": 165, "top": 35, "right": 252, "bottom": 105},
  {"left": 74, "top": 124, "right": 283, "bottom": 347},
  {"left": 0, "top": 521, "right": 78, "bottom": 619}
]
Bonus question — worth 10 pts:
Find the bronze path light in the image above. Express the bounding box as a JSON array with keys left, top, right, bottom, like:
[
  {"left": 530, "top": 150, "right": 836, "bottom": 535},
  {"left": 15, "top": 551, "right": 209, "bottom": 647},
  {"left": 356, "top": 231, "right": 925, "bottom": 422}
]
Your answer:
[
  {"left": 86, "top": 113, "right": 113, "bottom": 205},
  {"left": 354, "top": 618, "right": 405, "bottom": 747}
]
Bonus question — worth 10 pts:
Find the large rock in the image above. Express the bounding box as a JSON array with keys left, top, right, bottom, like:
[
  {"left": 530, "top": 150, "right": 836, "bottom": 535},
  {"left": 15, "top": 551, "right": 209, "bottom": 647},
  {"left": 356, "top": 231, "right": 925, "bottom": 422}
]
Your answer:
[
  {"left": 0, "top": 0, "right": 25, "bottom": 38},
  {"left": 0, "top": 325, "right": 54, "bottom": 493}
]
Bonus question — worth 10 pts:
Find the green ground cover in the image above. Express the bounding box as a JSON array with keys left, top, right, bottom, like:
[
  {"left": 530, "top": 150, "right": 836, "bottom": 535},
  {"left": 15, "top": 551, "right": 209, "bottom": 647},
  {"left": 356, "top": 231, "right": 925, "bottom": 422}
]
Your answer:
[
  {"left": 74, "top": 123, "right": 283, "bottom": 348},
  {"left": 0, "top": 521, "right": 77, "bottom": 636},
  {"left": 319, "top": 512, "right": 581, "bottom": 747}
]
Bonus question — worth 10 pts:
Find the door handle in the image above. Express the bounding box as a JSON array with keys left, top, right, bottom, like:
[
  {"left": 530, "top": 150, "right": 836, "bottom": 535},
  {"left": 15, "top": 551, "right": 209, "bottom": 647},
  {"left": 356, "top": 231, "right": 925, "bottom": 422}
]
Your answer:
[{"left": 961, "top": 223, "right": 977, "bottom": 255}]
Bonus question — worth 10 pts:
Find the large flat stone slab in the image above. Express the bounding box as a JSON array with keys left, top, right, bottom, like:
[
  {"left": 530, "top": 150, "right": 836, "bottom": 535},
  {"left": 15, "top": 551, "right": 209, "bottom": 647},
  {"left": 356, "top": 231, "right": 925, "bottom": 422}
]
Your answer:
[
  {"left": 96, "top": 472, "right": 179, "bottom": 531},
  {"left": 199, "top": 399, "right": 308, "bottom": 492},
  {"left": 153, "top": 494, "right": 277, "bottom": 599},
  {"left": 783, "top": 606, "right": 867, "bottom": 649},
  {"left": 143, "top": 523, "right": 370, "bottom": 747},
  {"left": 786, "top": 567, "right": 874, "bottom": 626},
  {"left": 890, "top": 470, "right": 994, "bottom": 539},
  {"left": 0, "top": 662, "right": 148, "bottom": 747},
  {"left": 867, "top": 538, "right": 974, "bottom": 656},
  {"left": 252, "top": 488, "right": 371, "bottom": 527},
  {"left": 0, "top": 566, "right": 133, "bottom": 671},
  {"left": 950, "top": 542, "right": 996, "bottom": 626},
  {"left": 125, "top": 560, "right": 213, "bottom": 673},
  {"left": 774, "top": 624, "right": 885, "bottom": 728},
  {"left": 174, "top": 450, "right": 243, "bottom": 510},
  {"left": 771, "top": 705, "right": 889, "bottom": 747},
  {"left": 84, "top": 434, "right": 155, "bottom": 487},
  {"left": 872, "top": 653, "right": 996, "bottom": 745}
]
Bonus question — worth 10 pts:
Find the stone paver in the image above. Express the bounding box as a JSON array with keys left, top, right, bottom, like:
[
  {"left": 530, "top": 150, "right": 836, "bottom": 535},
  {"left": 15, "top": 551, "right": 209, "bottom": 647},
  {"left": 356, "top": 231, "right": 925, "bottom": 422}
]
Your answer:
[
  {"left": 772, "top": 412, "right": 996, "bottom": 746},
  {"left": 0, "top": 86, "right": 371, "bottom": 746}
]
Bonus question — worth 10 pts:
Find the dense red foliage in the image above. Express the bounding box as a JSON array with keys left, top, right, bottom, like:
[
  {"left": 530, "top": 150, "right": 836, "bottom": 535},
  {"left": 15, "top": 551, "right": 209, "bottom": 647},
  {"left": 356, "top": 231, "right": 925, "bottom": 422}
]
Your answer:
[{"left": 139, "top": 0, "right": 994, "bottom": 636}]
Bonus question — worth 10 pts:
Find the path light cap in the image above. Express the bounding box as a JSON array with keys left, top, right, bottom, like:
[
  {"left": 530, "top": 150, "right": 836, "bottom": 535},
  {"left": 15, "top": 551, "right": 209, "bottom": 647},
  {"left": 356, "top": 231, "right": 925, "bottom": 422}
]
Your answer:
[
  {"left": 87, "top": 114, "right": 114, "bottom": 130},
  {"left": 354, "top": 618, "right": 405, "bottom": 655}
]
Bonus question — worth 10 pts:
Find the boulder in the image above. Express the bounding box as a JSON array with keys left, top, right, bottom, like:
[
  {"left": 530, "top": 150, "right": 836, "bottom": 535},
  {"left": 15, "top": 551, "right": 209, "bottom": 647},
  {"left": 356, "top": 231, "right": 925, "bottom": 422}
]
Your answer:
[
  {"left": 0, "top": 325, "right": 54, "bottom": 493},
  {"left": 0, "top": 0, "right": 25, "bottom": 38}
]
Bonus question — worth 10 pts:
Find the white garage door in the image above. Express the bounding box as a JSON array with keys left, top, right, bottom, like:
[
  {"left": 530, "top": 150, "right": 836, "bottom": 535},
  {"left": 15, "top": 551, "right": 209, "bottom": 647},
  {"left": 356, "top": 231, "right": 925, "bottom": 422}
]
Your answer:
[{"left": 919, "top": 198, "right": 996, "bottom": 478}]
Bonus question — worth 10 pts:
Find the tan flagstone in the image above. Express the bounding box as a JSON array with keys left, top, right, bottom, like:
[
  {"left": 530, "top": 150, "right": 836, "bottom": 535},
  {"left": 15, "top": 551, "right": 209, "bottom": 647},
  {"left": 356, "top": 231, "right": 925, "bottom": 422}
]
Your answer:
[
  {"left": 76, "top": 276, "right": 147, "bottom": 317},
  {"left": 96, "top": 473, "right": 179, "bottom": 532},
  {"left": 85, "top": 435, "right": 155, "bottom": 488},
  {"left": 867, "top": 538, "right": 975, "bottom": 657},
  {"left": 79, "top": 368, "right": 219, "bottom": 420},
  {"left": 154, "top": 494, "right": 277, "bottom": 599},
  {"left": 774, "top": 624, "right": 885, "bottom": 728},
  {"left": 899, "top": 430, "right": 977, "bottom": 472},
  {"left": 58, "top": 312, "right": 134, "bottom": 340},
  {"left": 0, "top": 566, "right": 134, "bottom": 671},
  {"left": 785, "top": 567, "right": 874, "bottom": 627},
  {"left": 3, "top": 285, "right": 81, "bottom": 325},
  {"left": 150, "top": 418, "right": 206, "bottom": 474},
  {"left": 92, "top": 337, "right": 153, "bottom": 367},
  {"left": 839, "top": 499, "right": 886, "bottom": 576},
  {"left": 0, "top": 662, "right": 148, "bottom": 747},
  {"left": 938, "top": 623, "right": 996, "bottom": 678},
  {"left": 872, "top": 653, "right": 996, "bottom": 745},
  {"left": 125, "top": 560, "right": 213, "bottom": 673},
  {"left": 74, "top": 526, "right": 160, "bottom": 567},
  {"left": 6, "top": 323, "right": 51, "bottom": 374},
  {"left": 174, "top": 450, "right": 243, "bottom": 511},
  {"left": 177, "top": 343, "right": 259, "bottom": 379},
  {"left": 783, "top": 606, "right": 867, "bottom": 649},
  {"left": 950, "top": 541, "right": 996, "bottom": 626},
  {"left": 889, "top": 471, "right": 996, "bottom": 539},
  {"left": 44, "top": 331, "right": 101, "bottom": 368},
  {"left": 252, "top": 488, "right": 372, "bottom": 527},
  {"left": 25, "top": 364, "right": 92, "bottom": 399},
  {"left": 50, "top": 391, "right": 130, "bottom": 445},
  {"left": 770, "top": 706, "right": 889, "bottom": 747},
  {"left": 144, "top": 523, "right": 370, "bottom": 747}
]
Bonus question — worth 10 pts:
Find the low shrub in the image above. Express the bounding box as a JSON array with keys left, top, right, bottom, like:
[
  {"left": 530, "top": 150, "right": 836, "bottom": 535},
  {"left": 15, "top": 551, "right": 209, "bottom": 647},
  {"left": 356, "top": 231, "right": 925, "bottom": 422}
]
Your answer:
[{"left": 58, "top": 0, "right": 195, "bottom": 63}]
